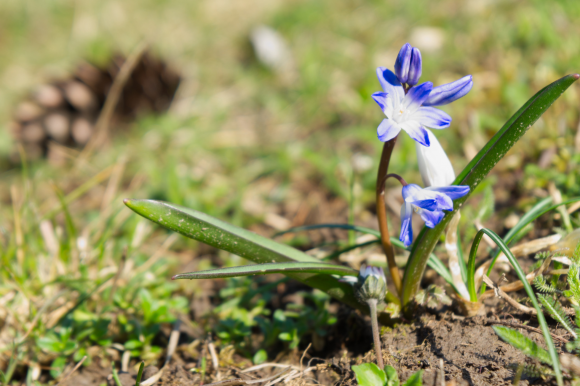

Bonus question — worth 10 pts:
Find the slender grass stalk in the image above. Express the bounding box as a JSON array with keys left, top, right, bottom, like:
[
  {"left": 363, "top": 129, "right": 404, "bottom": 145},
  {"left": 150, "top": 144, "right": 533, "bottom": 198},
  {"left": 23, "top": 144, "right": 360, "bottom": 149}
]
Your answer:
[
  {"left": 111, "top": 364, "right": 123, "bottom": 386},
  {"left": 480, "top": 196, "right": 580, "bottom": 295},
  {"left": 376, "top": 137, "right": 402, "bottom": 297},
  {"left": 367, "top": 299, "right": 384, "bottom": 369},
  {"left": 135, "top": 362, "right": 145, "bottom": 386},
  {"left": 466, "top": 228, "right": 562, "bottom": 385}
]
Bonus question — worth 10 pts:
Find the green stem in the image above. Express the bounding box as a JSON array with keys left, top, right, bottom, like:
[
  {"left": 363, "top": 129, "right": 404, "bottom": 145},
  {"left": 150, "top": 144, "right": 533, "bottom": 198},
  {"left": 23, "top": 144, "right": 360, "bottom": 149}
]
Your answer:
[{"left": 367, "top": 299, "right": 384, "bottom": 369}]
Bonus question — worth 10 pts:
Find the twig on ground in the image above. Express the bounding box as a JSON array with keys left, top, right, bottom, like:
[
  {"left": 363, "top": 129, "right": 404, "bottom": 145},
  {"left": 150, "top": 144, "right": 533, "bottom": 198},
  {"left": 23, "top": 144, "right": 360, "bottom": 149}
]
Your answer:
[
  {"left": 55, "top": 356, "right": 87, "bottom": 386},
  {"left": 439, "top": 358, "right": 445, "bottom": 386},
  {"left": 81, "top": 41, "right": 148, "bottom": 158},
  {"left": 300, "top": 342, "right": 312, "bottom": 374},
  {"left": 208, "top": 340, "right": 220, "bottom": 380},
  {"left": 480, "top": 255, "right": 552, "bottom": 300},
  {"left": 483, "top": 275, "right": 537, "bottom": 315},
  {"left": 204, "top": 367, "right": 293, "bottom": 386},
  {"left": 121, "top": 350, "right": 131, "bottom": 373}
]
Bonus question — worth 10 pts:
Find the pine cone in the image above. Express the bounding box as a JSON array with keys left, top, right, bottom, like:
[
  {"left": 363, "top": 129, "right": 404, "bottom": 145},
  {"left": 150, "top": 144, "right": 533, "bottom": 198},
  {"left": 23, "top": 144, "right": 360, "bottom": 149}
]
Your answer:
[{"left": 10, "top": 52, "right": 180, "bottom": 161}]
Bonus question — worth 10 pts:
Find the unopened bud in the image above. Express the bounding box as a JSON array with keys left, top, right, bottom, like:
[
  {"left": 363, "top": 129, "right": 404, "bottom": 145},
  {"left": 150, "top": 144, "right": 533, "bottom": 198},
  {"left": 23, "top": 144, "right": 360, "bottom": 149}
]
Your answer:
[{"left": 354, "top": 265, "right": 387, "bottom": 303}]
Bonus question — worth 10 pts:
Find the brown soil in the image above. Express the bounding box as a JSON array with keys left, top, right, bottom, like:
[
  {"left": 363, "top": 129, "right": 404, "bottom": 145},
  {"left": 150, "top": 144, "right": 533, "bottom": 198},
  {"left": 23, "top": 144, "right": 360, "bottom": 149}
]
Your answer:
[{"left": 59, "top": 307, "right": 570, "bottom": 386}]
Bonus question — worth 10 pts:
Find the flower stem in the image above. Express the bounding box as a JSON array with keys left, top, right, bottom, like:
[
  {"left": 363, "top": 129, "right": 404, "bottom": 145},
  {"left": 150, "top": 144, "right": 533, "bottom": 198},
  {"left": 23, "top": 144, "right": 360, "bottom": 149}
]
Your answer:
[
  {"left": 376, "top": 137, "right": 402, "bottom": 297},
  {"left": 367, "top": 299, "right": 384, "bottom": 369}
]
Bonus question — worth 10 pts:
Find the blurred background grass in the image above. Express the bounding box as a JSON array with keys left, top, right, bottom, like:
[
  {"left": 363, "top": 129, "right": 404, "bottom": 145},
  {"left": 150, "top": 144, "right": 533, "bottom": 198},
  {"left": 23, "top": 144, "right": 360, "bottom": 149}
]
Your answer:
[{"left": 1, "top": 0, "right": 580, "bottom": 382}]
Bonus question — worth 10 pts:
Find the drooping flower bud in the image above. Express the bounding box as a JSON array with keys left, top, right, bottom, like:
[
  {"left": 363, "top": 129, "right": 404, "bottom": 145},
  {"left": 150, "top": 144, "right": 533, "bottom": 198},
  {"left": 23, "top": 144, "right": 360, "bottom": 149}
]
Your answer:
[
  {"left": 415, "top": 130, "right": 456, "bottom": 187},
  {"left": 354, "top": 265, "right": 387, "bottom": 303}
]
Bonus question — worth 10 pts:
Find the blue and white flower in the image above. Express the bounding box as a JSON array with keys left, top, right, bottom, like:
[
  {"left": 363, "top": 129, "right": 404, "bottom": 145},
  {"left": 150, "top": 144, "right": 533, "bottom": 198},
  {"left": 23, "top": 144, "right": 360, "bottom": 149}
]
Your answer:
[
  {"left": 372, "top": 43, "right": 473, "bottom": 146},
  {"left": 399, "top": 184, "right": 470, "bottom": 246}
]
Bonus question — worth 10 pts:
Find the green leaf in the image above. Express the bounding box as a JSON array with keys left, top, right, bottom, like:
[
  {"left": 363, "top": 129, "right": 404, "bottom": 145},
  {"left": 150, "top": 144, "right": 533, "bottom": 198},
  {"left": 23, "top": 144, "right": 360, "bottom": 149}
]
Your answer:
[
  {"left": 37, "top": 335, "right": 63, "bottom": 353},
  {"left": 124, "top": 339, "right": 143, "bottom": 350},
  {"left": 538, "top": 294, "right": 577, "bottom": 338},
  {"left": 402, "top": 74, "right": 579, "bottom": 312},
  {"left": 352, "top": 363, "right": 387, "bottom": 386},
  {"left": 253, "top": 349, "right": 268, "bottom": 365},
  {"left": 173, "top": 262, "right": 358, "bottom": 280},
  {"left": 493, "top": 326, "right": 552, "bottom": 365},
  {"left": 384, "top": 365, "right": 400, "bottom": 386},
  {"left": 50, "top": 356, "right": 67, "bottom": 379},
  {"left": 402, "top": 370, "right": 422, "bottom": 386},
  {"left": 123, "top": 199, "right": 399, "bottom": 325}
]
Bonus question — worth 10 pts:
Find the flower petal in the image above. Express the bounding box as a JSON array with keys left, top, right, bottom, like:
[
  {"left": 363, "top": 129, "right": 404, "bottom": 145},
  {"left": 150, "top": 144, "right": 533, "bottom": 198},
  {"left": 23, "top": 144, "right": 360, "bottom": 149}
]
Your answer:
[
  {"left": 432, "top": 192, "right": 453, "bottom": 210},
  {"left": 376, "top": 67, "right": 405, "bottom": 102},
  {"left": 394, "top": 43, "right": 412, "bottom": 84},
  {"left": 407, "top": 48, "right": 422, "bottom": 86},
  {"left": 399, "top": 120, "right": 430, "bottom": 147},
  {"left": 412, "top": 198, "right": 438, "bottom": 211},
  {"left": 402, "top": 184, "right": 422, "bottom": 201},
  {"left": 371, "top": 92, "right": 388, "bottom": 112},
  {"left": 415, "top": 130, "right": 456, "bottom": 186},
  {"left": 402, "top": 82, "right": 433, "bottom": 113},
  {"left": 399, "top": 201, "right": 413, "bottom": 247},
  {"left": 414, "top": 107, "right": 451, "bottom": 129},
  {"left": 427, "top": 185, "right": 471, "bottom": 200},
  {"left": 419, "top": 209, "right": 445, "bottom": 228},
  {"left": 377, "top": 119, "right": 401, "bottom": 142},
  {"left": 423, "top": 75, "right": 473, "bottom": 107}
]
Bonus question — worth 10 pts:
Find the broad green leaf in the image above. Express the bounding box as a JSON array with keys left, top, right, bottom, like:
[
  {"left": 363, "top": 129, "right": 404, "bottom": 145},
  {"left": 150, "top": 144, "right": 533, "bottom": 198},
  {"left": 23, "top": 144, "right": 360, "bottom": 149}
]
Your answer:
[
  {"left": 402, "top": 370, "right": 422, "bottom": 386},
  {"left": 352, "top": 363, "right": 387, "bottom": 386},
  {"left": 173, "top": 262, "right": 358, "bottom": 280},
  {"left": 492, "top": 326, "right": 552, "bottom": 365},
  {"left": 385, "top": 365, "right": 400, "bottom": 386},
  {"left": 402, "top": 74, "right": 579, "bottom": 312},
  {"left": 123, "top": 199, "right": 398, "bottom": 325}
]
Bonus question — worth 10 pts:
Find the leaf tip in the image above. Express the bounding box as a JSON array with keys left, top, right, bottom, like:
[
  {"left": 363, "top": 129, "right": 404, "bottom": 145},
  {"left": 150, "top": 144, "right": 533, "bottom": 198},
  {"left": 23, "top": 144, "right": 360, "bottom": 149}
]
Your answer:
[{"left": 574, "top": 74, "right": 580, "bottom": 80}]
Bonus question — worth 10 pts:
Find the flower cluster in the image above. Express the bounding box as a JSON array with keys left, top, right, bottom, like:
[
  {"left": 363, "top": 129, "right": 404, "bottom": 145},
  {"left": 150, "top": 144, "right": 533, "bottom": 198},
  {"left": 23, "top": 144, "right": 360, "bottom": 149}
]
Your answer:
[{"left": 373, "top": 43, "right": 472, "bottom": 246}]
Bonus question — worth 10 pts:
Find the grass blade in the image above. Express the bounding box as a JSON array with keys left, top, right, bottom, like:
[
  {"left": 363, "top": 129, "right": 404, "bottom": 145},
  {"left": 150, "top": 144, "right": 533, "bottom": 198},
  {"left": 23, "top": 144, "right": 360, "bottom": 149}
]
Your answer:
[
  {"left": 172, "top": 262, "right": 358, "bottom": 280},
  {"left": 135, "top": 362, "right": 144, "bottom": 386},
  {"left": 402, "top": 74, "right": 579, "bottom": 312},
  {"left": 492, "top": 326, "right": 552, "bottom": 365},
  {"left": 469, "top": 229, "right": 562, "bottom": 384},
  {"left": 480, "top": 197, "right": 580, "bottom": 295}
]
